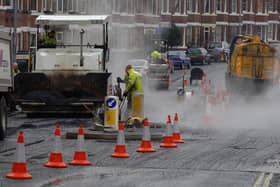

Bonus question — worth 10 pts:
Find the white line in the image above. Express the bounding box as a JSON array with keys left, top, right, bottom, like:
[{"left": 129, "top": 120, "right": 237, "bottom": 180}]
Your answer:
[
  {"left": 263, "top": 173, "right": 273, "bottom": 187},
  {"left": 253, "top": 173, "right": 265, "bottom": 187}
]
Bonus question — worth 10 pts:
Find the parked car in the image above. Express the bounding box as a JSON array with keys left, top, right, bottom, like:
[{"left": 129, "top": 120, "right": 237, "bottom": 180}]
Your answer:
[
  {"left": 207, "top": 41, "right": 229, "bottom": 62},
  {"left": 187, "top": 48, "right": 213, "bottom": 65},
  {"left": 167, "top": 50, "right": 191, "bottom": 69}
]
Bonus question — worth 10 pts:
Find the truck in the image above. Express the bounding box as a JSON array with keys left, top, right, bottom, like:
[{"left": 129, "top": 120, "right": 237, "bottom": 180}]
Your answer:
[
  {"left": 0, "top": 31, "right": 12, "bottom": 140},
  {"left": 13, "top": 15, "right": 112, "bottom": 117},
  {"left": 146, "top": 56, "right": 171, "bottom": 90},
  {"left": 225, "top": 35, "right": 280, "bottom": 94}
]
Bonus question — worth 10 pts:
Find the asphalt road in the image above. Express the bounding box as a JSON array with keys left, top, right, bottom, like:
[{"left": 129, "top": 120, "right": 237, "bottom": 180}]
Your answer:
[{"left": 1, "top": 63, "right": 280, "bottom": 187}]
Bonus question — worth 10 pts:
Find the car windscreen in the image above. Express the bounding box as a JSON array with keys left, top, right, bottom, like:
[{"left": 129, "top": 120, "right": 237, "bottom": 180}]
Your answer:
[
  {"left": 188, "top": 48, "right": 201, "bottom": 54},
  {"left": 208, "top": 42, "right": 222, "bottom": 49},
  {"left": 168, "top": 51, "right": 186, "bottom": 59}
]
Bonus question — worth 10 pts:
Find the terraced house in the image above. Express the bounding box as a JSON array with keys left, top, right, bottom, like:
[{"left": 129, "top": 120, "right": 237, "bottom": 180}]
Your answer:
[{"left": 0, "top": 0, "right": 279, "bottom": 51}]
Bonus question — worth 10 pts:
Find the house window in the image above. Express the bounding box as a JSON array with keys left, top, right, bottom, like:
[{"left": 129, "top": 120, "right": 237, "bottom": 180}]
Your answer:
[
  {"left": 186, "top": 26, "right": 192, "bottom": 46},
  {"left": 30, "top": 33, "right": 36, "bottom": 47},
  {"left": 67, "top": 0, "right": 78, "bottom": 12},
  {"left": 127, "top": 0, "right": 135, "bottom": 14},
  {"left": 242, "top": 0, "right": 248, "bottom": 12},
  {"left": 231, "top": 0, "right": 237, "bottom": 13},
  {"left": 146, "top": 0, "right": 153, "bottom": 14},
  {"left": 257, "top": 0, "right": 264, "bottom": 13},
  {"left": 30, "top": 0, "right": 37, "bottom": 11},
  {"left": 57, "top": 0, "right": 63, "bottom": 12},
  {"left": 113, "top": 0, "right": 120, "bottom": 13},
  {"left": 267, "top": 24, "right": 273, "bottom": 40},
  {"left": 162, "top": 0, "right": 168, "bottom": 13},
  {"left": 43, "top": 0, "right": 53, "bottom": 11},
  {"left": 204, "top": 0, "right": 210, "bottom": 13},
  {"left": 267, "top": 0, "right": 274, "bottom": 12},
  {"left": 174, "top": 0, "right": 184, "bottom": 14},
  {"left": 120, "top": 0, "right": 127, "bottom": 13},
  {"left": 136, "top": 0, "right": 143, "bottom": 13},
  {"left": 187, "top": 0, "right": 192, "bottom": 12},
  {"left": 56, "top": 32, "right": 63, "bottom": 43},
  {"left": 3, "top": 0, "right": 11, "bottom": 6},
  {"left": 215, "top": 25, "right": 222, "bottom": 41},
  {"left": 216, "top": 0, "right": 222, "bottom": 11},
  {"left": 17, "top": 0, "right": 23, "bottom": 10}
]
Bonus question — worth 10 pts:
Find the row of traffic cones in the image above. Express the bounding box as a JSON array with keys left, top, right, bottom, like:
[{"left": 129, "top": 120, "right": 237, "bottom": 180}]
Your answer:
[
  {"left": 112, "top": 113, "right": 184, "bottom": 158},
  {"left": 6, "top": 113, "right": 185, "bottom": 180},
  {"left": 6, "top": 124, "right": 91, "bottom": 179}
]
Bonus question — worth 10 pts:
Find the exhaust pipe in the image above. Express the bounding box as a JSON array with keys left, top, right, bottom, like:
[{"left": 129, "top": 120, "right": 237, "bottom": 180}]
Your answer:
[{"left": 80, "top": 29, "right": 85, "bottom": 67}]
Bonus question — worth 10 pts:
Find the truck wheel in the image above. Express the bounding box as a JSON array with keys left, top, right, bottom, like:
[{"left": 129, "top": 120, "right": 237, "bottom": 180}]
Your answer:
[{"left": 0, "top": 97, "right": 7, "bottom": 140}]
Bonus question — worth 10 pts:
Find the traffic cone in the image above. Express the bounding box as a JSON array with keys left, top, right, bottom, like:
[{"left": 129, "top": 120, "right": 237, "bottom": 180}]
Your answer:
[
  {"left": 172, "top": 113, "right": 184, "bottom": 143},
  {"left": 203, "top": 95, "right": 214, "bottom": 125},
  {"left": 69, "top": 124, "right": 91, "bottom": 166},
  {"left": 6, "top": 131, "right": 32, "bottom": 179},
  {"left": 136, "top": 118, "right": 156, "bottom": 153},
  {"left": 44, "top": 124, "right": 67, "bottom": 168},
  {"left": 111, "top": 121, "right": 130, "bottom": 158},
  {"left": 160, "top": 115, "right": 177, "bottom": 148}
]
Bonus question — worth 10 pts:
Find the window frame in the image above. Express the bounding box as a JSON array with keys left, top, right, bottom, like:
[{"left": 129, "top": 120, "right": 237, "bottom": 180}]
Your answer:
[
  {"left": 204, "top": 0, "right": 211, "bottom": 13},
  {"left": 231, "top": 0, "right": 237, "bottom": 13}
]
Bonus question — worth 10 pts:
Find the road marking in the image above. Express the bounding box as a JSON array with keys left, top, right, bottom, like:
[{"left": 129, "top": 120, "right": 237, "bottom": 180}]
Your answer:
[
  {"left": 253, "top": 173, "right": 265, "bottom": 187},
  {"left": 253, "top": 172, "right": 273, "bottom": 187},
  {"left": 263, "top": 173, "right": 273, "bottom": 187}
]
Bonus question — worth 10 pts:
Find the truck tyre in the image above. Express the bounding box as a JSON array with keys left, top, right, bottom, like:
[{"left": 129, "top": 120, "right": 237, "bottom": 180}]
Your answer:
[{"left": 0, "top": 97, "right": 7, "bottom": 140}]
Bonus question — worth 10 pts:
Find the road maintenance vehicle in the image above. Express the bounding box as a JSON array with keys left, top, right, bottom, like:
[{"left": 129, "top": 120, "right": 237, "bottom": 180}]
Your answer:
[
  {"left": 225, "top": 35, "right": 280, "bottom": 94},
  {"left": 0, "top": 31, "right": 12, "bottom": 140},
  {"left": 13, "top": 15, "right": 112, "bottom": 118}
]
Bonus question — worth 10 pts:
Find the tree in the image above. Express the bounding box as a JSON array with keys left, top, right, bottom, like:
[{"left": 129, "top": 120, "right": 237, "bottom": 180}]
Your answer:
[{"left": 161, "top": 23, "right": 182, "bottom": 49}]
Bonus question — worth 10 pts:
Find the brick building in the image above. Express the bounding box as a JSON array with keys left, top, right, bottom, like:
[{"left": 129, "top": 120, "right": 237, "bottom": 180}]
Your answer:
[{"left": 0, "top": 0, "right": 279, "bottom": 51}]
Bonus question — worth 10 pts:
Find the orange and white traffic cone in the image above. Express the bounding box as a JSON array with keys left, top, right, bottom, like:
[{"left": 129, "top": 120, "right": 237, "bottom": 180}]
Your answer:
[
  {"left": 203, "top": 95, "right": 214, "bottom": 125},
  {"left": 111, "top": 121, "right": 130, "bottom": 158},
  {"left": 160, "top": 115, "right": 177, "bottom": 148},
  {"left": 172, "top": 113, "right": 184, "bottom": 143},
  {"left": 136, "top": 118, "right": 156, "bottom": 153},
  {"left": 69, "top": 124, "right": 91, "bottom": 166},
  {"left": 44, "top": 124, "right": 67, "bottom": 168},
  {"left": 6, "top": 131, "right": 32, "bottom": 179}
]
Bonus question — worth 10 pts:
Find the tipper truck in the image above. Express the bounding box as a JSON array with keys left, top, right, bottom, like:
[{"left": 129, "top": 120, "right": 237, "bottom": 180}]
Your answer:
[
  {"left": 13, "top": 15, "right": 112, "bottom": 116},
  {"left": 225, "top": 35, "right": 280, "bottom": 94}
]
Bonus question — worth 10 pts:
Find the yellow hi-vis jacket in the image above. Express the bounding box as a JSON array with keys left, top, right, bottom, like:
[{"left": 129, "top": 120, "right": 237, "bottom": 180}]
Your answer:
[{"left": 124, "top": 68, "right": 143, "bottom": 95}]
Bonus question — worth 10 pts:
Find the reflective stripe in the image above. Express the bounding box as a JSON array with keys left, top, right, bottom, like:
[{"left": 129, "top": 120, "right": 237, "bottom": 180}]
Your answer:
[
  {"left": 16, "top": 143, "right": 26, "bottom": 162},
  {"left": 143, "top": 126, "right": 151, "bottom": 140},
  {"left": 77, "top": 135, "right": 85, "bottom": 151},
  {"left": 54, "top": 136, "right": 62, "bottom": 153},
  {"left": 165, "top": 123, "right": 173, "bottom": 136},
  {"left": 117, "top": 131, "right": 125, "bottom": 145},
  {"left": 173, "top": 121, "right": 180, "bottom": 133}
]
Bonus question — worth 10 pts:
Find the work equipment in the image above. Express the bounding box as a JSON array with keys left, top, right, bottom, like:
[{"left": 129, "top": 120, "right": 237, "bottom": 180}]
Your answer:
[
  {"left": 44, "top": 124, "right": 67, "bottom": 168},
  {"left": 225, "top": 35, "right": 280, "bottom": 94},
  {"left": 6, "top": 131, "right": 32, "bottom": 179},
  {"left": 13, "top": 15, "right": 112, "bottom": 116}
]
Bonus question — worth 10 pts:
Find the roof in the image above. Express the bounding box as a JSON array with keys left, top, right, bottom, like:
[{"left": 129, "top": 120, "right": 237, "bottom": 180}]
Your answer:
[{"left": 36, "top": 15, "right": 110, "bottom": 25}]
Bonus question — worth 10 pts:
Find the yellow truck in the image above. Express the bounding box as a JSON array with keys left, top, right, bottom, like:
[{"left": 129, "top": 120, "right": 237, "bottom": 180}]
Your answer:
[{"left": 225, "top": 35, "right": 280, "bottom": 94}]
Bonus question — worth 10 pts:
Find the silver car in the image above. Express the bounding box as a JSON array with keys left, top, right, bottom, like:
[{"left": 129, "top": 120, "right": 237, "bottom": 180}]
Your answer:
[{"left": 207, "top": 41, "right": 229, "bottom": 62}]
